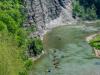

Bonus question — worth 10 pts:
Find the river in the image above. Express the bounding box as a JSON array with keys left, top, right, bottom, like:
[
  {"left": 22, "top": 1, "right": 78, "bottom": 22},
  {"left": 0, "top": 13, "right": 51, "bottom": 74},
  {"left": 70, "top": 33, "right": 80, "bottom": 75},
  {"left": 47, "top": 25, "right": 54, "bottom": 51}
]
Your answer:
[{"left": 30, "top": 22, "right": 100, "bottom": 75}]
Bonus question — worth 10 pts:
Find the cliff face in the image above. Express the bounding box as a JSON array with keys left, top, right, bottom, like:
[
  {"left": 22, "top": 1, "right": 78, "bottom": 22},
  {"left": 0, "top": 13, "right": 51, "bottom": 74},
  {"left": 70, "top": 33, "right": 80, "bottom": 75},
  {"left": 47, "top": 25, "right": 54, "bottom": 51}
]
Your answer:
[{"left": 24, "top": 0, "right": 73, "bottom": 29}]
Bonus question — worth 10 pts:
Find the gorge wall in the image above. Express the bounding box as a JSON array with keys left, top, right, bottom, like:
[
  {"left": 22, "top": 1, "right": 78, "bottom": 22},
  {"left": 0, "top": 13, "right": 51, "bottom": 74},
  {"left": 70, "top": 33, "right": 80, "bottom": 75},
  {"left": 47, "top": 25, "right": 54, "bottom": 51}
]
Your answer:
[{"left": 24, "top": 0, "right": 74, "bottom": 37}]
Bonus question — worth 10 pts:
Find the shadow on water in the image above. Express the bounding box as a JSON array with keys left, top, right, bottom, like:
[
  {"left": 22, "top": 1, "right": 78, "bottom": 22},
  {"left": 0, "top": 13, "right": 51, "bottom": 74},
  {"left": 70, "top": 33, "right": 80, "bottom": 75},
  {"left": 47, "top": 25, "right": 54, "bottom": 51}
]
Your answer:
[{"left": 30, "top": 22, "right": 100, "bottom": 75}]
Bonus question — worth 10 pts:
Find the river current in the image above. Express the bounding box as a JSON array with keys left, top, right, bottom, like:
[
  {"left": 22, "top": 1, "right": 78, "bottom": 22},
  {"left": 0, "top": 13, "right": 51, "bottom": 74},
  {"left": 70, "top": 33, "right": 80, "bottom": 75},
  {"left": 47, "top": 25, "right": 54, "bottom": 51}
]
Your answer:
[{"left": 30, "top": 22, "right": 100, "bottom": 75}]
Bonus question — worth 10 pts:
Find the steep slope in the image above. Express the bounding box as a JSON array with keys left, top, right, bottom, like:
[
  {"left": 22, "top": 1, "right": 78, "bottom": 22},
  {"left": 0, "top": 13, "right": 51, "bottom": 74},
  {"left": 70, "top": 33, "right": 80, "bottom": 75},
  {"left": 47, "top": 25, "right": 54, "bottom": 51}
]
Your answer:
[{"left": 25, "top": 0, "right": 74, "bottom": 31}]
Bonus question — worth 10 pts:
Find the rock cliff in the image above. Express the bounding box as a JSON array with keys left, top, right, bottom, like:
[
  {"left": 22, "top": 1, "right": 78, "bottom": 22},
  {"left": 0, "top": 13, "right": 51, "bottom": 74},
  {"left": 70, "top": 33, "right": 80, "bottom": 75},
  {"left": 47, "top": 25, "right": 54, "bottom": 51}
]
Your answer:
[{"left": 23, "top": 0, "right": 74, "bottom": 38}]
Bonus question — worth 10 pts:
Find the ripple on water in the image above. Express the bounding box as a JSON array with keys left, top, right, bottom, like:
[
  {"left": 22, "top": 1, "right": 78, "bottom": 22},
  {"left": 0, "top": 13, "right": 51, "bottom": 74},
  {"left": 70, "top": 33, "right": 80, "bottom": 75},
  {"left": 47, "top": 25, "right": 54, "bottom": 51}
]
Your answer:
[{"left": 31, "top": 23, "right": 100, "bottom": 75}]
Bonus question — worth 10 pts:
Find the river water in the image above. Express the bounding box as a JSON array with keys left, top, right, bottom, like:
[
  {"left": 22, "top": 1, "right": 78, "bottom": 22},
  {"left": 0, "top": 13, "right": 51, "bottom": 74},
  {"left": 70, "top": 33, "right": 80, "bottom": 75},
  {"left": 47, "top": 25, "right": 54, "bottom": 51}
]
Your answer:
[{"left": 30, "top": 22, "right": 100, "bottom": 75}]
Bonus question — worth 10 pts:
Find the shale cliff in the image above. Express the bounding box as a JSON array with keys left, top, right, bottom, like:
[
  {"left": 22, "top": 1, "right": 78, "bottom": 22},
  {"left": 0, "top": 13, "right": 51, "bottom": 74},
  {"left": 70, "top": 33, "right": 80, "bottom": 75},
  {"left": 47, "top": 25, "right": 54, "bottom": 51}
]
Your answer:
[{"left": 24, "top": 0, "right": 74, "bottom": 37}]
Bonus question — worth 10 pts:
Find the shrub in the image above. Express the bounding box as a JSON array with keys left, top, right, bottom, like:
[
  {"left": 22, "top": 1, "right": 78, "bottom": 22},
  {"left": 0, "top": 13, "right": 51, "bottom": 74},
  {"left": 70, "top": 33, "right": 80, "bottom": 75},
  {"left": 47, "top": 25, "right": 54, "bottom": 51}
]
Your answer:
[
  {"left": 89, "top": 35, "right": 100, "bottom": 49},
  {"left": 0, "top": 13, "right": 18, "bottom": 33},
  {"left": 15, "top": 28, "right": 27, "bottom": 47},
  {"left": 28, "top": 37, "right": 43, "bottom": 56},
  {"left": 19, "top": 70, "right": 27, "bottom": 75},
  {"left": 24, "top": 59, "right": 32, "bottom": 70},
  {"left": 0, "top": 21, "right": 7, "bottom": 31},
  {"left": 34, "top": 37, "right": 43, "bottom": 54}
]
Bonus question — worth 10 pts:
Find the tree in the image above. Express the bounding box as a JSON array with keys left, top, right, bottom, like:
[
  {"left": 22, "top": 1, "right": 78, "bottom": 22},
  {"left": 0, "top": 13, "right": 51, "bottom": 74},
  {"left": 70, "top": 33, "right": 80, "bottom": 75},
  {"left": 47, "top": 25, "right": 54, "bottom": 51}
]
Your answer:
[
  {"left": 72, "top": 0, "right": 98, "bottom": 20},
  {"left": 86, "top": 5, "right": 97, "bottom": 20}
]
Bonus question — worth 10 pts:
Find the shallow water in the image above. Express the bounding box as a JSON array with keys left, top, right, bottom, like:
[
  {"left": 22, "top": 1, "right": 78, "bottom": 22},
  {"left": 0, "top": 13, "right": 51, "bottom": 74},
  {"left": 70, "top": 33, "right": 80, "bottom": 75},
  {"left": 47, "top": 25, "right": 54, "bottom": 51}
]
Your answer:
[{"left": 30, "top": 22, "right": 100, "bottom": 75}]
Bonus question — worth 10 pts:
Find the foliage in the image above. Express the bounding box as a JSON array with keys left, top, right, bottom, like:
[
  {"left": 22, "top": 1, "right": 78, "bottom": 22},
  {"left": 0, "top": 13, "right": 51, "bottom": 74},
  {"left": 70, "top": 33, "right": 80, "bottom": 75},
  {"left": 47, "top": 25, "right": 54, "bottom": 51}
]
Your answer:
[
  {"left": 15, "top": 28, "right": 28, "bottom": 47},
  {"left": 72, "top": 0, "right": 85, "bottom": 18},
  {"left": 0, "top": 13, "right": 18, "bottom": 33},
  {"left": 0, "top": 0, "right": 44, "bottom": 75},
  {"left": 0, "top": 32, "right": 26, "bottom": 75},
  {"left": 24, "top": 59, "right": 33, "bottom": 70},
  {"left": 0, "top": 0, "right": 26, "bottom": 46},
  {"left": 0, "top": 0, "right": 33, "bottom": 75},
  {"left": 89, "top": 34, "right": 100, "bottom": 50},
  {"left": 28, "top": 37, "right": 43, "bottom": 56},
  {"left": 72, "top": 0, "right": 98, "bottom": 20},
  {"left": 34, "top": 37, "right": 43, "bottom": 55},
  {"left": 85, "top": 5, "right": 97, "bottom": 20},
  {"left": 0, "top": 21, "right": 7, "bottom": 31}
]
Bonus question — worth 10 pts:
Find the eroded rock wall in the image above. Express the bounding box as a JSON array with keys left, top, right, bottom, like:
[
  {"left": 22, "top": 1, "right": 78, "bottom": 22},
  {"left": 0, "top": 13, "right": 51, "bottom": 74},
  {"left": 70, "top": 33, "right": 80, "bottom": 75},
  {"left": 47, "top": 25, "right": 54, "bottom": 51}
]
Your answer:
[
  {"left": 24, "top": 0, "right": 73, "bottom": 30},
  {"left": 22, "top": 0, "right": 74, "bottom": 59}
]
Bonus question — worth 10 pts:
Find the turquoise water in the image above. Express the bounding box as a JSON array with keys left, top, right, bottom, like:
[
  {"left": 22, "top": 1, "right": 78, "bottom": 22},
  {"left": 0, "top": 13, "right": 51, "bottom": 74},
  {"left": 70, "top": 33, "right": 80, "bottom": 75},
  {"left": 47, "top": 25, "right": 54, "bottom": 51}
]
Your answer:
[{"left": 30, "top": 22, "right": 100, "bottom": 75}]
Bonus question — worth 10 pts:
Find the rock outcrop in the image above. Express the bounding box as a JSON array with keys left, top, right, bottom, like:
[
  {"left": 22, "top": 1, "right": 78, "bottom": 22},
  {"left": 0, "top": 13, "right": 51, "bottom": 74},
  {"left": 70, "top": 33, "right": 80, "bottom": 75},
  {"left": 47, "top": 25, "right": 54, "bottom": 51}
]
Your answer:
[{"left": 23, "top": 0, "right": 74, "bottom": 38}]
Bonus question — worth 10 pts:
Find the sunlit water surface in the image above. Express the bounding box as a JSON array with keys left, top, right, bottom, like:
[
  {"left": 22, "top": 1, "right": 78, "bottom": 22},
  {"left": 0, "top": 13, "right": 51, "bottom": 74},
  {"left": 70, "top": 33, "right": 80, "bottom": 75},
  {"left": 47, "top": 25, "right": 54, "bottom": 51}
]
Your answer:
[{"left": 30, "top": 22, "right": 100, "bottom": 75}]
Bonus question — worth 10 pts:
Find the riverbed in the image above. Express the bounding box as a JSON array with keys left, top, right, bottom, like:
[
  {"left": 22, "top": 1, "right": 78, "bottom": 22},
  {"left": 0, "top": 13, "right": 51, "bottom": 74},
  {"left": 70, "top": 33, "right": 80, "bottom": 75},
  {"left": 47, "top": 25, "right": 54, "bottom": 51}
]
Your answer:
[{"left": 30, "top": 22, "right": 100, "bottom": 75}]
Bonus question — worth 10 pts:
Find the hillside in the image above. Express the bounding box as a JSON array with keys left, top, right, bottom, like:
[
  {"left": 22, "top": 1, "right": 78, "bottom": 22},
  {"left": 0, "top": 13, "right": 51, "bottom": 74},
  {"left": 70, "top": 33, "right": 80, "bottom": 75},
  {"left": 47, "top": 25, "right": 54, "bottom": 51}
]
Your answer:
[
  {"left": 0, "top": 1, "right": 32, "bottom": 75},
  {"left": 0, "top": 0, "right": 100, "bottom": 75}
]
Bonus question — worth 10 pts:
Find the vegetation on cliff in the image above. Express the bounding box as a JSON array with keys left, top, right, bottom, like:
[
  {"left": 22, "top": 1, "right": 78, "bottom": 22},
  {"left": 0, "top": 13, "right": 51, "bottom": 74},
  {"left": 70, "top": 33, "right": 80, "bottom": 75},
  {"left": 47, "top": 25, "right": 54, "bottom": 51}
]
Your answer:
[{"left": 0, "top": 0, "right": 43, "bottom": 75}]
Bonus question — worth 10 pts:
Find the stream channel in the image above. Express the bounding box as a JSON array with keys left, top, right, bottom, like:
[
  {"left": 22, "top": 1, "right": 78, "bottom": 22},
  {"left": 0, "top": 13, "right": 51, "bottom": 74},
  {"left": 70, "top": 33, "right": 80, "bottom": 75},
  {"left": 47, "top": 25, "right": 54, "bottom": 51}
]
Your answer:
[{"left": 30, "top": 22, "right": 100, "bottom": 75}]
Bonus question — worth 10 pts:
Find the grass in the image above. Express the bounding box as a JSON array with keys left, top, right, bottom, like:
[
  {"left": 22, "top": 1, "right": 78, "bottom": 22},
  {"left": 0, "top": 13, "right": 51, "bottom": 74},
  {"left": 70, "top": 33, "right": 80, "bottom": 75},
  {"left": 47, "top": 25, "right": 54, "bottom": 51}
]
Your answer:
[{"left": 0, "top": 32, "right": 27, "bottom": 75}]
